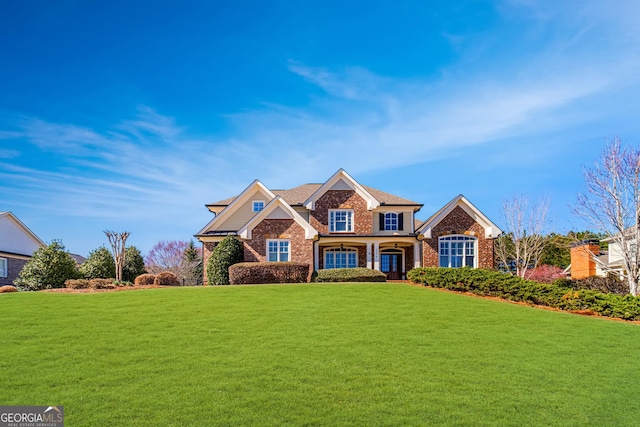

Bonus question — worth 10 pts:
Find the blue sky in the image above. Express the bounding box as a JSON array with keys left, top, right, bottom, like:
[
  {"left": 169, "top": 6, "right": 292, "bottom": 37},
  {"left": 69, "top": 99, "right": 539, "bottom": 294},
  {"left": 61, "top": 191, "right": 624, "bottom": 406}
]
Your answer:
[{"left": 2, "top": 0, "right": 640, "bottom": 257}]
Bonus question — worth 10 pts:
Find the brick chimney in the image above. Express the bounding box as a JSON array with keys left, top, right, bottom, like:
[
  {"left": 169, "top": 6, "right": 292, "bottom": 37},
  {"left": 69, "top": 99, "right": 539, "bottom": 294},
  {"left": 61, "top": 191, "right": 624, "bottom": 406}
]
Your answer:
[{"left": 570, "top": 240, "right": 600, "bottom": 279}]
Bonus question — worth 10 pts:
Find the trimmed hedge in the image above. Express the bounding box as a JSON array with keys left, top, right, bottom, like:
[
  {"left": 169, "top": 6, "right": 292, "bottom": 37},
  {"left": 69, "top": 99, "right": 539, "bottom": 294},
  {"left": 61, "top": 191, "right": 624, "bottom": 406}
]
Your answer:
[
  {"left": 407, "top": 267, "right": 640, "bottom": 321},
  {"left": 154, "top": 271, "right": 181, "bottom": 286},
  {"left": 135, "top": 274, "right": 157, "bottom": 286},
  {"left": 89, "top": 278, "right": 116, "bottom": 290},
  {"left": 312, "top": 268, "right": 387, "bottom": 283},
  {"left": 207, "top": 235, "right": 244, "bottom": 285},
  {"left": 65, "top": 279, "right": 91, "bottom": 289},
  {"left": 229, "top": 262, "right": 310, "bottom": 284}
]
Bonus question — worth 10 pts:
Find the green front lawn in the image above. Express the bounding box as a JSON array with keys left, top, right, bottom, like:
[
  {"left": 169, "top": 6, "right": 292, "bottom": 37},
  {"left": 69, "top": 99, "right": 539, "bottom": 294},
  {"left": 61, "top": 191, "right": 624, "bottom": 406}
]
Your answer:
[{"left": 2, "top": 284, "right": 639, "bottom": 426}]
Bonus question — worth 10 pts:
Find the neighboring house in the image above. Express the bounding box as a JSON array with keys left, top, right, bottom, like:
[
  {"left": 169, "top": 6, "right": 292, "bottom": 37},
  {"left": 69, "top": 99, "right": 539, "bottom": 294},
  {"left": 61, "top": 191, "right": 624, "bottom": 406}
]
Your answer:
[
  {"left": 196, "top": 169, "right": 502, "bottom": 282},
  {"left": 0, "top": 212, "right": 45, "bottom": 286},
  {"left": 569, "top": 238, "right": 627, "bottom": 280}
]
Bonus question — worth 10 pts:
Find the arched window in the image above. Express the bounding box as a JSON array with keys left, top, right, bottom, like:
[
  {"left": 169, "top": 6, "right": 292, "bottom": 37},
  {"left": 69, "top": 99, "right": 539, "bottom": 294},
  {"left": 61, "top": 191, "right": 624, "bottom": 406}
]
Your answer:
[
  {"left": 379, "top": 212, "right": 404, "bottom": 231},
  {"left": 324, "top": 247, "right": 358, "bottom": 269},
  {"left": 439, "top": 235, "right": 476, "bottom": 268}
]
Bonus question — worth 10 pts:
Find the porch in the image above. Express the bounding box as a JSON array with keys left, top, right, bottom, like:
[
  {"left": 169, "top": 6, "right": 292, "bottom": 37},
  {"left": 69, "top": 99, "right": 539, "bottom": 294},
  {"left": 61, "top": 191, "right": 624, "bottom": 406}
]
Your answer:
[{"left": 314, "top": 237, "right": 421, "bottom": 280}]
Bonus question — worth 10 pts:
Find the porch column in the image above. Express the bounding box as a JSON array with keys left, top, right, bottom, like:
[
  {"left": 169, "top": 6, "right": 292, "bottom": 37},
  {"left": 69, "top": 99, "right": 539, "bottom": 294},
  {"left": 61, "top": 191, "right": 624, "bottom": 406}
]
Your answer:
[
  {"left": 366, "top": 243, "right": 372, "bottom": 268},
  {"left": 414, "top": 242, "right": 421, "bottom": 268},
  {"left": 314, "top": 242, "right": 320, "bottom": 271},
  {"left": 373, "top": 242, "right": 380, "bottom": 271}
]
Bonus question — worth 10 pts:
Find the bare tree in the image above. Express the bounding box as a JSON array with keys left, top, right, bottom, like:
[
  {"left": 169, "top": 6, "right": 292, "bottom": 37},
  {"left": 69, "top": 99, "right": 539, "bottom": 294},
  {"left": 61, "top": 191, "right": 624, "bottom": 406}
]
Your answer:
[
  {"left": 104, "top": 230, "right": 130, "bottom": 282},
  {"left": 495, "top": 196, "right": 549, "bottom": 279},
  {"left": 574, "top": 138, "right": 640, "bottom": 296}
]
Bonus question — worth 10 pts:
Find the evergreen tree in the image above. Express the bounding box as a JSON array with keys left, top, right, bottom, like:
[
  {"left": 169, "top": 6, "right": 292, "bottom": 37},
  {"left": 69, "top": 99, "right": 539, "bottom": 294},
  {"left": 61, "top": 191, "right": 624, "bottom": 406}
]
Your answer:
[
  {"left": 207, "top": 235, "right": 243, "bottom": 285},
  {"left": 15, "top": 240, "right": 80, "bottom": 291},
  {"left": 183, "top": 240, "right": 203, "bottom": 283},
  {"left": 123, "top": 246, "right": 146, "bottom": 282},
  {"left": 80, "top": 246, "right": 116, "bottom": 279}
]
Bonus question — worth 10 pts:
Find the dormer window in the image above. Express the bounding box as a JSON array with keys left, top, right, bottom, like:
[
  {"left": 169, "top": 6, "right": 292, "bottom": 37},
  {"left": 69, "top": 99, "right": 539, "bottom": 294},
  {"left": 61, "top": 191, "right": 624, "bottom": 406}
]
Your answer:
[
  {"left": 379, "top": 212, "right": 404, "bottom": 231},
  {"left": 252, "top": 201, "right": 265, "bottom": 212},
  {"left": 329, "top": 209, "right": 353, "bottom": 232}
]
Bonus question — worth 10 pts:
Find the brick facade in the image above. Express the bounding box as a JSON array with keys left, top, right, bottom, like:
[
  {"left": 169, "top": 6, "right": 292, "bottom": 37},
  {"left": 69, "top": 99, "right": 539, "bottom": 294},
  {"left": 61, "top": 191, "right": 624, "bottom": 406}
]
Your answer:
[
  {"left": 243, "top": 219, "right": 313, "bottom": 264},
  {"left": 0, "top": 256, "right": 29, "bottom": 286},
  {"left": 422, "top": 206, "right": 494, "bottom": 269},
  {"left": 310, "top": 190, "right": 373, "bottom": 235}
]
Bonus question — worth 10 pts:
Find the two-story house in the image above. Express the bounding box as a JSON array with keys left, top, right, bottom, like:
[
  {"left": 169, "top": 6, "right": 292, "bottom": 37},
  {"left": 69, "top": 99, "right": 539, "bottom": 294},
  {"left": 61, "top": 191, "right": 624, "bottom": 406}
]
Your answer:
[{"left": 196, "top": 169, "right": 501, "bottom": 282}]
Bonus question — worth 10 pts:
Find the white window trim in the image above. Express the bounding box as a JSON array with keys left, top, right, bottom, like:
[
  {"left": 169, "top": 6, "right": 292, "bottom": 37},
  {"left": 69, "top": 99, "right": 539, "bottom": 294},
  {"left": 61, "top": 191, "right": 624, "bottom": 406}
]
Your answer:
[
  {"left": 0, "top": 257, "right": 7, "bottom": 278},
  {"left": 328, "top": 209, "right": 354, "bottom": 233},
  {"left": 384, "top": 212, "right": 399, "bottom": 231},
  {"left": 252, "top": 200, "right": 265, "bottom": 212},
  {"left": 266, "top": 239, "right": 290, "bottom": 262},
  {"left": 438, "top": 235, "right": 478, "bottom": 268},
  {"left": 324, "top": 247, "right": 358, "bottom": 269}
]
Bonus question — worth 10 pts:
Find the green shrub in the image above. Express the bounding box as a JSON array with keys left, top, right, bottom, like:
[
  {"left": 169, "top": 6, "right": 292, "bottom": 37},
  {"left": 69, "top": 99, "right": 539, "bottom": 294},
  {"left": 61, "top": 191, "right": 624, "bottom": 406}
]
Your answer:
[
  {"left": 154, "top": 271, "right": 180, "bottom": 286},
  {"left": 15, "top": 240, "right": 80, "bottom": 291},
  {"left": 134, "top": 274, "right": 157, "bottom": 286},
  {"left": 65, "top": 279, "right": 91, "bottom": 289},
  {"left": 89, "top": 278, "right": 116, "bottom": 290},
  {"left": 207, "top": 235, "right": 244, "bottom": 285},
  {"left": 80, "top": 246, "right": 115, "bottom": 279},
  {"left": 123, "top": 246, "right": 147, "bottom": 282},
  {"left": 312, "top": 268, "right": 387, "bottom": 283},
  {"left": 229, "top": 262, "right": 310, "bottom": 284},
  {"left": 113, "top": 280, "right": 133, "bottom": 287},
  {"left": 407, "top": 267, "right": 640, "bottom": 321}
]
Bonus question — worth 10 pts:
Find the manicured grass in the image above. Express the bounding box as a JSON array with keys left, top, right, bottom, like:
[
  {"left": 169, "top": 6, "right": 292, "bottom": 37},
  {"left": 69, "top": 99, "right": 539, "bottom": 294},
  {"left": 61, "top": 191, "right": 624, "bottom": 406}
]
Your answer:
[{"left": 2, "top": 284, "right": 640, "bottom": 426}]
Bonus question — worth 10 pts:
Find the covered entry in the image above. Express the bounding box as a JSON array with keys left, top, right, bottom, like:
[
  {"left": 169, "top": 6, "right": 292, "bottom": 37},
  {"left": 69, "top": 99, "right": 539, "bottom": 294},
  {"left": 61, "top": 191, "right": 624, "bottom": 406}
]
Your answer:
[{"left": 380, "top": 248, "right": 403, "bottom": 280}]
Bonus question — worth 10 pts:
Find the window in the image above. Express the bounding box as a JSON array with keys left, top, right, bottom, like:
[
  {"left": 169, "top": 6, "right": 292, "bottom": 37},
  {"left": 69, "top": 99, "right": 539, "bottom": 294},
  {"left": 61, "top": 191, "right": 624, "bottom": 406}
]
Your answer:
[
  {"left": 267, "top": 239, "right": 289, "bottom": 262},
  {"left": 253, "top": 200, "right": 265, "bottom": 212},
  {"left": 329, "top": 210, "right": 353, "bottom": 232},
  {"left": 0, "top": 258, "right": 6, "bottom": 278},
  {"left": 325, "top": 247, "right": 357, "bottom": 269},
  {"left": 439, "top": 236, "right": 476, "bottom": 268},
  {"left": 379, "top": 212, "right": 404, "bottom": 231}
]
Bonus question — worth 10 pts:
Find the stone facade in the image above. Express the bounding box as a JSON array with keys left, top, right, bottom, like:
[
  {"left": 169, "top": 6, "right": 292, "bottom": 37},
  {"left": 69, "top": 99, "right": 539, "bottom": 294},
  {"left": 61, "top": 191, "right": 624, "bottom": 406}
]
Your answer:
[
  {"left": 422, "top": 206, "right": 494, "bottom": 269},
  {"left": 310, "top": 190, "right": 373, "bottom": 235}
]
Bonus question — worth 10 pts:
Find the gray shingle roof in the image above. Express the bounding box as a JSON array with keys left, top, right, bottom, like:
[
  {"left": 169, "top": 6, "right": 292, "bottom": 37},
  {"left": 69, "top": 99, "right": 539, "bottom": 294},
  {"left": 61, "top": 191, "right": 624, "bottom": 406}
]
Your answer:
[{"left": 208, "top": 183, "right": 421, "bottom": 207}]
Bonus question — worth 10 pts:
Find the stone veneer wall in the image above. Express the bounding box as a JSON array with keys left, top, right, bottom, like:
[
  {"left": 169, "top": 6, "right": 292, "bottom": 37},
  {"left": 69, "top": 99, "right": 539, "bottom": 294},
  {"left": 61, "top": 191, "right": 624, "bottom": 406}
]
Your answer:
[
  {"left": 422, "top": 206, "right": 494, "bottom": 269},
  {"left": 309, "top": 190, "right": 373, "bottom": 235}
]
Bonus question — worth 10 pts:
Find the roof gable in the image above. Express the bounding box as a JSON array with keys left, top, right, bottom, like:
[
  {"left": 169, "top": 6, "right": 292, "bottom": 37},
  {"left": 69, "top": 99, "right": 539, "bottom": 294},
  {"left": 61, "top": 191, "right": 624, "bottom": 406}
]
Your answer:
[
  {"left": 0, "top": 212, "right": 45, "bottom": 255},
  {"left": 417, "top": 195, "right": 502, "bottom": 239},
  {"left": 197, "top": 180, "right": 275, "bottom": 235},
  {"left": 238, "top": 197, "right": 318, "bottom": 239},
  {"left": 304, "top": 169, "right": 380, "bottom": 210}
]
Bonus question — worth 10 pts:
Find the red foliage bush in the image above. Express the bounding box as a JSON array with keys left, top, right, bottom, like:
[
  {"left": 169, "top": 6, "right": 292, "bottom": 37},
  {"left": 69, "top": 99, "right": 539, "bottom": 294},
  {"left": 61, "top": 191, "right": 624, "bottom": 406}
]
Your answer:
[
  {"left": 229, "top": 262, "right": 310, "bottom": 285},
  {"left": 0, "top": 285, "right": 18, "bottom": 293},
  {"left": 134, "top": 273, "right": 157, "bottom": 286},
  {"left": 526, "top": 265, "right": 566, "bottom": 283},
  {"left": 154, "top": 271, "right": 180, "bottom": 286}
]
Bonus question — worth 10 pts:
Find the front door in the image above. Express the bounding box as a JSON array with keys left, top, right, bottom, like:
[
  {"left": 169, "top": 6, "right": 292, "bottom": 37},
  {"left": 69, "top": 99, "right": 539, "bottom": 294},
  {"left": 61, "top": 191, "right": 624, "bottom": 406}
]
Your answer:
[{"left": 381, "top": 253, "right": 402, "bottom": 280}]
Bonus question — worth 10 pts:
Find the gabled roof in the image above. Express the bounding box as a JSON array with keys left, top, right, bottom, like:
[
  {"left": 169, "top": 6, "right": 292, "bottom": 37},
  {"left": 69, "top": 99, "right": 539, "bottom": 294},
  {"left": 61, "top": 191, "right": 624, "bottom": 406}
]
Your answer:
[
  {"left": 206, "top": 179, "right": 421, "bottom": 208},
  {"left": 238, "top": 197, "right": 318, "bottom": 240},
  {"left": 304, "top": 169, "right": 380, "bottom": 210},
  {"left": 0, "top": 211, "right": 45, "bottom": 248},
  {"left": 416, "top": 195, "right": 502, "bottom": 239},
  {"left": 197, "top": 180, "right": 275, "bottom": 235}
]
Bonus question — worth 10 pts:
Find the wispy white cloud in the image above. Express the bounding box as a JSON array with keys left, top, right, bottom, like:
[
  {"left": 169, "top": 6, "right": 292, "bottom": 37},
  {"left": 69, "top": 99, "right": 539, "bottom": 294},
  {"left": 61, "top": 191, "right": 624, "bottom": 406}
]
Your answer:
[{"left": 2, "top": 0, "right": 638, "bottom": 254}]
